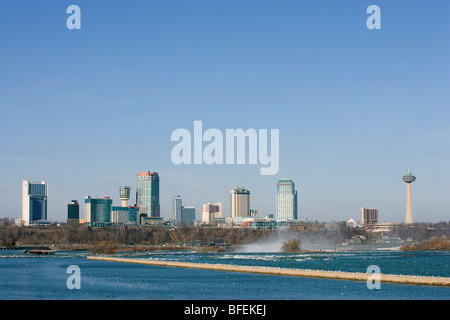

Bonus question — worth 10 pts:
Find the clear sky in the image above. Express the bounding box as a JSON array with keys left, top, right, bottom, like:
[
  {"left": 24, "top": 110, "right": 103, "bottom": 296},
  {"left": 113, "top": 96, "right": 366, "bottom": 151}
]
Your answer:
[{"left": 1, "top": 0, "right": 449, "bottom": 223}]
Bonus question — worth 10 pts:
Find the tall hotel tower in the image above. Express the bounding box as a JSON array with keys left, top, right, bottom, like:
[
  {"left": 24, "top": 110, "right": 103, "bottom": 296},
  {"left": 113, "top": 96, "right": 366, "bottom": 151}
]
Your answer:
[
  {"left": 360, "top": 207, "right": 378, "bottom": 225},
  {"left": 230, "top": 187, "right": 250, "bottom": 218},
  {"left": 136, "top": 172, "right": 160, "bottom": 219},
  {"left": 22, "top": 181, "right": 48, "bottom": 226},
  {"left": 402, "top": 169, "right": 416, "bottom": 224},
  {"left": 172, "top": 195, "right": 182, "bottom": 223},
  {"left": 276, "top": 179, "right": 298, "bottom": 221}
]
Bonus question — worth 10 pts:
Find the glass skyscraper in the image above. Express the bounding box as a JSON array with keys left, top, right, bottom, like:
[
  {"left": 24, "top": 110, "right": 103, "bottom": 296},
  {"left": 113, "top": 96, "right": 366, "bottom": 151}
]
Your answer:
[
  {"left": 84, "top": 196, "right": 112, "bottom": 226},
  {"left": 22, "top": 181, "right": 48, "bottom": 226},
  {"left": 276, "top": 179, "right": 298, "bottom": 221},
  {"left": 136, "top": 171, "right": 160, "bottom": 219},
  {"left": 67, "top": 200, "right": 79, "bottom": 226}
]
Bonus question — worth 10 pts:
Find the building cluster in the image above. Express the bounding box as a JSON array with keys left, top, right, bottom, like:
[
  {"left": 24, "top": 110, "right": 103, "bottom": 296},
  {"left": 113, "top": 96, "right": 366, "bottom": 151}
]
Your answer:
[
  {"left": 83, "top": 171, "right": 163, "bottom": 227},
  {"left": 17, "top": 173, "right": 298, "bottom": 229},
  {"left": 16, "top": 170, "right": 417, "bottom": 230},
  {"left": 18, "top": 172, "right": 162, "bottom": 227}
]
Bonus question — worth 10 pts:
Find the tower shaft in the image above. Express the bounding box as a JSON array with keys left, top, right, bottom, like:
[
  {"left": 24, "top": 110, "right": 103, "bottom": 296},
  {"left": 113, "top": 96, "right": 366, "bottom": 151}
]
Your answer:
[{"left": 405, "top": 183, "right": 413, "bottom": 224}]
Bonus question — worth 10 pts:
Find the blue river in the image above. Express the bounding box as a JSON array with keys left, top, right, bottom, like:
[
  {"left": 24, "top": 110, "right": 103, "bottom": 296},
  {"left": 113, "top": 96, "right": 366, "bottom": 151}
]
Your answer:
[{"left": 0, "top": 250, "right": 449, "bottom": 300}]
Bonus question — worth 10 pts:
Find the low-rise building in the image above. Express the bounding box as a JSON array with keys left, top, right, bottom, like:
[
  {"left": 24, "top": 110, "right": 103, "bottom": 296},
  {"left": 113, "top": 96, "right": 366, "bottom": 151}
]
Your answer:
[{"left": 111, "top": 206, "right": 139, "bottom": 225}]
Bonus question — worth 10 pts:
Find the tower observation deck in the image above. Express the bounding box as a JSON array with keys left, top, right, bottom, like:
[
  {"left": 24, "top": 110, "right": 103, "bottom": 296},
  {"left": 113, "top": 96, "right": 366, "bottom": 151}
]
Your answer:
[{"left": 119, "top": 186, "right": 131, "bottom": 207}]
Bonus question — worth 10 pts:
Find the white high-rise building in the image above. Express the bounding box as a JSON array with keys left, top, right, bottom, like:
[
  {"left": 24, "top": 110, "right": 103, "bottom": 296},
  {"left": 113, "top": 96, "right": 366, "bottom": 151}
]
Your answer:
[
  {"left": 22, "top": 180, "right": 48, "bottom": 226},
  {"left": 230, "top": 187, "right": 250, "bottom": 218}
]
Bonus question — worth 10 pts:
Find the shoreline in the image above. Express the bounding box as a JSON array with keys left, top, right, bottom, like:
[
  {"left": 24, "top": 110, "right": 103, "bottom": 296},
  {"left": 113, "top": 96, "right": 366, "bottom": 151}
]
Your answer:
[{"left": 87, "top": 256, "right": 450, "bottom": 287}]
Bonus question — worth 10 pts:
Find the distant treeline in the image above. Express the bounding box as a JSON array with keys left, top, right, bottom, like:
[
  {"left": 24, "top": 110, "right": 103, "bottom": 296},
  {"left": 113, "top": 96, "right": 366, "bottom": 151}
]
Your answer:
[
  {"left": 401, "top": 235, "right": 450, "bottom": 251},
  {"left": 0, "top": 224, "right": 273, "bottom": 247},
  {"left": 0, "top": 218, "right": 449, "bottom": 248},
  {"left": 389, "top": 221, "right": 450, "bottom": 242},
  {"left": 0, "top": 222, "right": 343, "bottom": 247}
]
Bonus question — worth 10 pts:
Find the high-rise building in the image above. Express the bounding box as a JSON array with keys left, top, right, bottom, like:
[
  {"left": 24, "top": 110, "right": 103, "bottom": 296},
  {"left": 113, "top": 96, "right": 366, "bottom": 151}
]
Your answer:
[
  {"left": 136, "top": 172, "right": 160, "bottom": 220},
  {"left": 202, "top": 203, "right": 222, "bottom": 223},
  {"left": 67, "top": 200, "right": 80, "bottom": 226},
  {"left": 230, "top": 187, "right": 250, "bottom": 218},
  {"left": 172, "top": 195, "right": 196, "bottom": 225},
  {"left": 84, "top": 196, "right": 112, "bottom": 226},
  {"left": 276, "top": 179, "right": 298, "bottom": 221},
  {"left": 360, "top": 207, "right": 378, "bottom": 225},
  {"left": 22, "top": 181, "right": 48, "bottom": 226},
  {"left": 181, "top": 206, "right": 196, "bottom": 225},
  {"left": 172, "top": 195, "right": 182, "bottom": 223},
  {"left": 402, "top": 169, "right": 416, "bottom": 224}
]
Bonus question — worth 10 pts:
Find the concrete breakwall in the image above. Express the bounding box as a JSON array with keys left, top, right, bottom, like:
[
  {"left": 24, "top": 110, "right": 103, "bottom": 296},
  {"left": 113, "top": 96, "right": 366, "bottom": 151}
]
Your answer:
[{"left": 87, "top": 256, "right": 450, "bottom": 287}]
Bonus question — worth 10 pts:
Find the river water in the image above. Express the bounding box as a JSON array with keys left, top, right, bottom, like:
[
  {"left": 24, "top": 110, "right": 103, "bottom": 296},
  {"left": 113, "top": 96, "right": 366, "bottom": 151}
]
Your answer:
[{"left": 0, "top": 249, "right": 448, "bottom": 300}]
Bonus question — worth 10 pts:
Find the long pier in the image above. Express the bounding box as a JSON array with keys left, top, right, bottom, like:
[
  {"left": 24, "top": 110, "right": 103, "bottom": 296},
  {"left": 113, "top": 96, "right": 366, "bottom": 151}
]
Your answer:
[{"left": 87, "top": 256, "right": 450, "bottom": 287}]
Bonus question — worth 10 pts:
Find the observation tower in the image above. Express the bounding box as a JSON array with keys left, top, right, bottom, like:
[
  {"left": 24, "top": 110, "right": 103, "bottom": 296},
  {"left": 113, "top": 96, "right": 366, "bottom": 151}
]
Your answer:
[
  {"left": 402, "top": 169, "right": 416, "bottom": 224},
  {"left": 119, "top": 186, "right": 131, "bottom": 207}
]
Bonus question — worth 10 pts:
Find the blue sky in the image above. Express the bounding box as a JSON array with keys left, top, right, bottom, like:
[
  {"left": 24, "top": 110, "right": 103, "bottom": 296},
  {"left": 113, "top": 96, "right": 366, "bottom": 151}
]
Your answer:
[{"left": 1, "top": 0, "right": 449, "bottom": 223}]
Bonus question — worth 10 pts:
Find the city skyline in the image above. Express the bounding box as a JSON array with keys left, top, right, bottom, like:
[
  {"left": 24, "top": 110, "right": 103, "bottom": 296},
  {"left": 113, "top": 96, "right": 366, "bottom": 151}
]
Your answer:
[
  {"left": 1, "top": 1, "right": 449, "bottom": 223},
  {"left": 13, "top": 167, "right": 439, "bottom": 225}
]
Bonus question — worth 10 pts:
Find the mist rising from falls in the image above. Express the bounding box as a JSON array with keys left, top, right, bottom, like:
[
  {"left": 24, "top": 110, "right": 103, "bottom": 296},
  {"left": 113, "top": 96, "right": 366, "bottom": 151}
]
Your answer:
[{"left": 235, "top": 231, "right": 339, "bottom": 253}]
